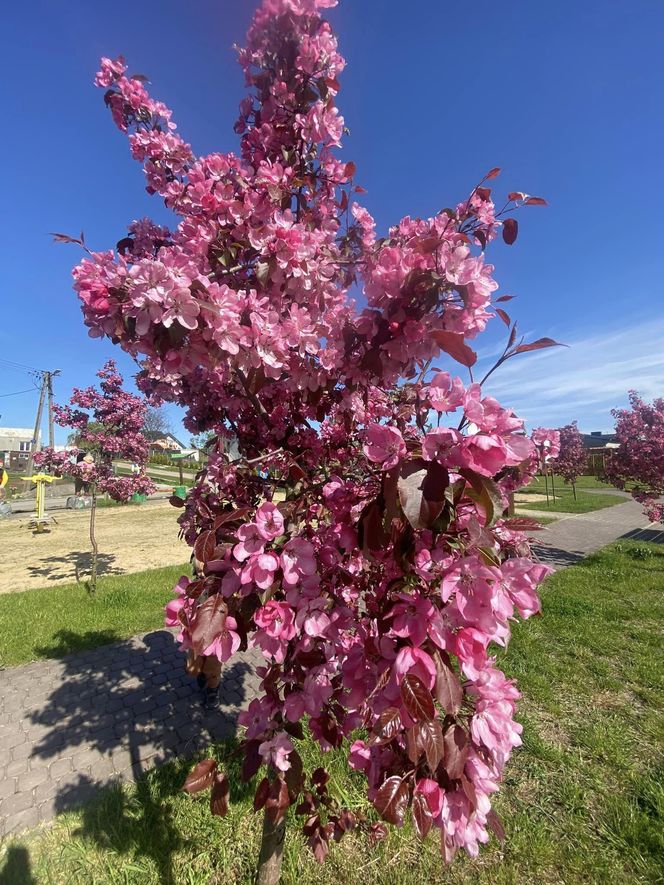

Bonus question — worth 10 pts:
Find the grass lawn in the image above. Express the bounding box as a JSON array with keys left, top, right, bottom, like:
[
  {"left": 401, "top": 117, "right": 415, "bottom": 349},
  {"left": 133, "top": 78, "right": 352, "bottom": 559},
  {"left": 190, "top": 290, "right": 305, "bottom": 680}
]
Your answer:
[
  {"left": 2, "top": 540, "right": 663, "bottom": 883},
  {"left": 523, "top": 473, "right": 615, "bottom": 493},
  {"left": 517, "top": 487, "right": 627, "bottom": 515},
  {"left": 0, "top": 564, "right": 189, "bottom": 668}
]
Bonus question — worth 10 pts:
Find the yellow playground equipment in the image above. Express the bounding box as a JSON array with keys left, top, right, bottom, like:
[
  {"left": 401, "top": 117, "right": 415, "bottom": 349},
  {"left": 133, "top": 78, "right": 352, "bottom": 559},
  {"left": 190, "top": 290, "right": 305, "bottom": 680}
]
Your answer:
[{"left": 21, "top": 473, "right": 58, "bottom": 532}]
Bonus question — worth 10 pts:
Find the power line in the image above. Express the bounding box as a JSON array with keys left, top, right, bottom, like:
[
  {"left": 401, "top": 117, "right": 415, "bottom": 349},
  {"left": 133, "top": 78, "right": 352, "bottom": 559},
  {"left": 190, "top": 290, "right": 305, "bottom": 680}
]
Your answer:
[
  {"left": 0, "top": 388, "right": 36, "bottom": 398},
  {"left": 0, "top": 357, "right": 42, "bottom": 373}
]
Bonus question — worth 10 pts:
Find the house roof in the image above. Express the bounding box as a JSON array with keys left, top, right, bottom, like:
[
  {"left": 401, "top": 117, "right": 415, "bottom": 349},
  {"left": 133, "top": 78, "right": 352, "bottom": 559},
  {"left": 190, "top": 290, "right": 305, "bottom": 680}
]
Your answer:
[
  {"left": 143, "top": 431, "right": 185, "bottom": 447},
  {"left": 580, "top": 432, "right": 618, "bottom": 449}
]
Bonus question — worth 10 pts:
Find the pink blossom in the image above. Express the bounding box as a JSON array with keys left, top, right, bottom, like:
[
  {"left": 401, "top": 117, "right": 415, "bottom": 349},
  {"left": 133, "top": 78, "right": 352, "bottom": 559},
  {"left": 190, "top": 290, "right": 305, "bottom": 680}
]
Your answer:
[
  {"left": 255, "top": 502, "right": 285, "bottom": 540},
  {"left": 258, "top": 732, "right": 294, "bottom": 772},
  {"left": 363, "top": 424, "right": 406, "bottom": 470},
  {"left": 459, "top": 434, "right": 508, "bottom": 477},
  {"left": 428, "top": 372, "right": 465, "bottom": 413},
  {"left": 280, "top": 538, "right": 317, "bottom": 587},
  {"left": 422, "top": 428, "right": 463, "bottom": 464},
  {"left": 233, "top": 523, "right": 265, "bottom": 562},
  {"left": 202, "top": 615, "right": 241, "bottom": 662}
]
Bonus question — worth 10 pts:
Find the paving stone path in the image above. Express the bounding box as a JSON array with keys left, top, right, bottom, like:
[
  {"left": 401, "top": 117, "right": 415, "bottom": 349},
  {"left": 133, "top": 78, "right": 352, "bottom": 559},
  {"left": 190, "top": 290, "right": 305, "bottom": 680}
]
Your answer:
[
  {"left": 532, "top": 497, "right": 658, "bottom": 569},
  {"left": 0, "top": 496, "right": 660, "bottom": 839},
  {"left": 0, "top": 630, "right": 262, "bottom": 836}
]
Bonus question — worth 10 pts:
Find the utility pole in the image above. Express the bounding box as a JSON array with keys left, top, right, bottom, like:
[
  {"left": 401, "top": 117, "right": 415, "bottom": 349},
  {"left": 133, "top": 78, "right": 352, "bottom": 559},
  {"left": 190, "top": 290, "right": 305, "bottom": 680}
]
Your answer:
[
  {"left": 25, "top": 369, "right": 60, "bottom": 477},
  {"left": 47, "top": 370, "right": 61, "bottom": 449}
]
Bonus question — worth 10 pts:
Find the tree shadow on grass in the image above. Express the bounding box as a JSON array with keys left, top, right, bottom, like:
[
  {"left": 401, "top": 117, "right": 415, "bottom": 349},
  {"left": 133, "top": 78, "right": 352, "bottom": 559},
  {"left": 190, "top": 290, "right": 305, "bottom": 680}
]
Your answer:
[
  {"left": 26, "top": 551, "right": 122, "bottom": 584},
  {"left": 0, "top": 845, "right": 37, "bottom": 885},
  {"left": 36, "top": 628, "right": 121, "bottom": 659},
  {"left": 51, "top": 736, "right": 255, "bottom": 884}
]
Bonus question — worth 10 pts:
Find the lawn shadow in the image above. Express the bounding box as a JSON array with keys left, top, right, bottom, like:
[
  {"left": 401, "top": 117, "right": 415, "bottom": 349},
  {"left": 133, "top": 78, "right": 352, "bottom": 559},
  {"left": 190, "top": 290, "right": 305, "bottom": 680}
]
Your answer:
[
  {"left": 26, "top": 551, "right": 122, "bottom": 584},
  {"left": 35, "top": 628, "right": 121, "bottom": 658},
  {"left": 51, "top": 738, "right": 255, "bottom": 884},
  {"left": 0, "top": 845, "right": 37, "bottom": 885},
  {"left": 22, "top": 628, "right": 261, "bottom": 881},
  {"left": 532, "top": 544, "right": 585, "bottom": 570}
]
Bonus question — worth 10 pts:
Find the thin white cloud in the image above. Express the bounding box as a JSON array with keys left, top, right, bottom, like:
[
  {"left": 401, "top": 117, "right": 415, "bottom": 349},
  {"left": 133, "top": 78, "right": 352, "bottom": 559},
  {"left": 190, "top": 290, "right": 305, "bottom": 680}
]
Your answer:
[{"left": 480, "top": 317, "right": 664, "bottom": 431}]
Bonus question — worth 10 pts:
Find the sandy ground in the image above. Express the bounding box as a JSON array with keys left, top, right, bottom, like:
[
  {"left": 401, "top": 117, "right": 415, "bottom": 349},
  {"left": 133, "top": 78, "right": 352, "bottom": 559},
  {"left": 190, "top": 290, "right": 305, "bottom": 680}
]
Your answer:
[{"left": 0, "top": 501, "right": 190, "bottom": 594}]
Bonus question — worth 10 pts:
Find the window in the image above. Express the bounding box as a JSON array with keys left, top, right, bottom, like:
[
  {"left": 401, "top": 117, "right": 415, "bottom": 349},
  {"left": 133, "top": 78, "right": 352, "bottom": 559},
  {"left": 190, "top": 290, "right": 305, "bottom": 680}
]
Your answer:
[{"left": 19, "top": 441, "right": 31, "bottom": 452}]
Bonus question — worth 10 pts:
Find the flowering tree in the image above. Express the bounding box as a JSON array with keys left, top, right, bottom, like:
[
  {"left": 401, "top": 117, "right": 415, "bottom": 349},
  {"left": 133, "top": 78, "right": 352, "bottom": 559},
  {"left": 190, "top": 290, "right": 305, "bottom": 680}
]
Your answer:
[
  {"left": 604, "top": 391, "right": 664, "bottom": 523},
  {"left": 552, "top": 422, "right": 587, "bottom": 500},
  {"left": 59, "top": 0, "right": 564, "bottom": 878},
  {"left": 36, "top": 360, "right": 155, "bottom": 589}
]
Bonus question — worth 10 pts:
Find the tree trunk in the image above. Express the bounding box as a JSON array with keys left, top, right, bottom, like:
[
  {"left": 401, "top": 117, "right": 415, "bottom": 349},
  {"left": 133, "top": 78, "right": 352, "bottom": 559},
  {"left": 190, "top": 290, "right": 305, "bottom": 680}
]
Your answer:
[
  {"left": 255, "top": 808, "right": 286, "bottom": 885},
  {"left": 89, "top": 483, "right": 98, "bottom": 593},
  {"left": 572, "top": 481, "right": 577, "bottom": 501}
]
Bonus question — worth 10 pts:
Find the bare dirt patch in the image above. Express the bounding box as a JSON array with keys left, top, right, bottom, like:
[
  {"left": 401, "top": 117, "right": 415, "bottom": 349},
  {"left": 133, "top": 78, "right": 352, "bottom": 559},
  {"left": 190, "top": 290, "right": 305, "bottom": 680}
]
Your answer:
[{"left": 0, "top": 501, "right": 189, "bottom": 593}]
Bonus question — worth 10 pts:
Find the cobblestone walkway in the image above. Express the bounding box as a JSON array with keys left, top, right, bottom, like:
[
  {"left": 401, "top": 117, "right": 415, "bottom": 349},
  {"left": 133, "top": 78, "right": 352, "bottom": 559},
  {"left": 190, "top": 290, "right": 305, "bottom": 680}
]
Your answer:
[
  {"left": 533, "top": 497, "right": 656, "bottom": 569},
  {"left": 0, "top": 630, "right": 262, "bottom": 836}
]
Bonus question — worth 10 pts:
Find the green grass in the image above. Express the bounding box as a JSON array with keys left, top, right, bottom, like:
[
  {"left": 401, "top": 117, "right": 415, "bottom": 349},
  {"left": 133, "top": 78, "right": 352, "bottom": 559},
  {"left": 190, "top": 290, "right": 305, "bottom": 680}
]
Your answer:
[
  {"left": 523, "top": 473, "right": 614, "bottom": 492},
  {"left": 0, "top": 564, "right": 189, "bottom": 668},
  {"left": 516, "top": 473, "right": 627, "bottom": 514},
  {"left": 2, "top": 540, "right": 663, "bottom": 883}
]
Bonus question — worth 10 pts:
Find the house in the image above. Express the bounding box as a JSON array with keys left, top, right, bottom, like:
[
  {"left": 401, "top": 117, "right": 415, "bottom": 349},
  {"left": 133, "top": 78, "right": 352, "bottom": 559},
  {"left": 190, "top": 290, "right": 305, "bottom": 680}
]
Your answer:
[
  {"left": 580, "top": 431, "right": 618, "bottom": 449},
  {"left": 580, "top": 431, "right": 619, "bottom": 474},
  {"left": 143, "top": 431, "right": 185, "bottom": 457},
  {"left": 0, "top": 427, "right": 34, "bottom": 471}
]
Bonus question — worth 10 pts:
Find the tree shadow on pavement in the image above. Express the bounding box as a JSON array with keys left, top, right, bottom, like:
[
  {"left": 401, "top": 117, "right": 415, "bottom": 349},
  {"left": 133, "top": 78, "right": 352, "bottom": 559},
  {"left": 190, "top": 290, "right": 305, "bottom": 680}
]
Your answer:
[
  {"left": 531, "top": 544, "right": 585, "bottom": 570},
  {"left": 26, "top": 630, "right": 259, "bottom": 825}
]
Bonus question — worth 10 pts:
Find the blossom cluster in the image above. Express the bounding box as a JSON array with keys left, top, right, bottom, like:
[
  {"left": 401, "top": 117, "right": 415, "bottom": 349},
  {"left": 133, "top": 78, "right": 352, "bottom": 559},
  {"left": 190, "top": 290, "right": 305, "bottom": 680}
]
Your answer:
[
  {"left": 551, "top": 422, "right": 587, "bottom": 486},
  {"left": 67, "top": 0, "right": 556, "bottom": 865},
  {"left": 35, "top": 360, "right": 155, "bottom": 501},
  {"left": 605, "top": 391, "right": 664, "bottom": 523}
]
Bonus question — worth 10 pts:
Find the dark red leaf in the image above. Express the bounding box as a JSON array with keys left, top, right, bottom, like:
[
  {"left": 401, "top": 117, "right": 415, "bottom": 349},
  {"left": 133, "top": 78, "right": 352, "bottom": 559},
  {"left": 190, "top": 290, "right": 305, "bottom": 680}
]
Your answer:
[
  {"left": 344, "top": 161, "right": 356, "bottom": 179},
  {"left": 443, "top": 724, "right": 469, "bottom": 780},
  {"left": 210, "top": 772, "right": 230, "bottom": 817},
  {"left": 524, "top": 196, "right": 548, "bottom": 206},
  {"left": 358, "top": 500, "right": 390, "bottom": 556},
  {"left": 401, "top": 674, "right": 436, "bottom": 722},
  {"left": 311, "top": 768, "right": 330, "bottom": 789},
  {"left": 502, "top": 218, "right": 518, "bottom": 245},
  {"left": 190, "top": 593, "right": 228, "bottom": 656},
  {"left": 434, "top": 652, "right": 464, "bottom": 715},
  {"left": 50, "top": 232, "right": 84, "bottom": 246},
  {"left": 397, "top": 459, "right": 449, "bottom": 531},
  {"left": 169, "top": 494, "right": 186, "bottom": 508},
  {"left": 496, "top": 294, "right": 515, "bottom": 302},
  {"left": 253, "top": 777, "right": 270, "bottom": 811},
  {"left": 432, "top": 330, "right": 478, "bottom": 367},
  {"left": 369, "top": 707, "right": 402, "bottom": 745},
  {"left": 507, "top": 191, "right": 526, "bottom": 201},
  {"left": 416, "top": 719, "right": 444, "bottom": 771},
  {"left": 495, "top": 308, "right": 511, "bottom": 327},
  {"left": 487, "top": 808, "right": 506, "bottom": 841},
  {"left": 242, "top": 740, "right": 262, "bottom": 782},
  {"left": 373, "top": 776, "right": 409, "bottom": 826},
  {"left": 285, "top": 750, "right": 304, "bottom": 799},
  {"left": 307, "top": 819, "right": 330, "bottom": 864},
  {"left": 183, "top": 758, "right": 217, "bottom": 794},
  {"left": 213, "top": 507, "right": 252, "bottom": 528},
  {"left": 265, "top": 777, "right": 290, "bottom": 824},
  {"left": 412, "top": 791, "right": 433, "bottom": 839},
  {"left": 484, "top": 167, "right": 501, "bottom": 180},
  {"left": 194, "top": 529, "right": 216, "bottom": 563},
  {"left": 508, "top": 322, "right": 518, "bottom": 348},
  {"left": 512, "top": 337, "right": 566, "bottom": 354}
]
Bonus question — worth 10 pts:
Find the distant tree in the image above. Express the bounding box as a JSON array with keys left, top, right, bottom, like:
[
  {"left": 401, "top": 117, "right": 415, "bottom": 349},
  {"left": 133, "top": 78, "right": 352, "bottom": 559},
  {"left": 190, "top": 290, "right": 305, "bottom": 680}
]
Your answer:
[
  {"left": 552, "top": 422, "right": 587, "bottom": 500},
  {"left": 36, "top": 361, "right": 155, "bottom": 589},
  {"left": 143, "top": 406, "right": 172, "bottom": 435},
  {"left": 189, "top": 431, "right": 216, "bottom": 452},
  {"left": 604, "top": 391, "right": 664, "bottom": 523}
]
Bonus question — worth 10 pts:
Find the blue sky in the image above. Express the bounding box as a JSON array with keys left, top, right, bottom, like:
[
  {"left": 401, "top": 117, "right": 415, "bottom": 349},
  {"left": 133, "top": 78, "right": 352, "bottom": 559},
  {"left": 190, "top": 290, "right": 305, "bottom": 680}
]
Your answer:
[{"left": 1, "top": 0, "right": 662, "bottom": 444}]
